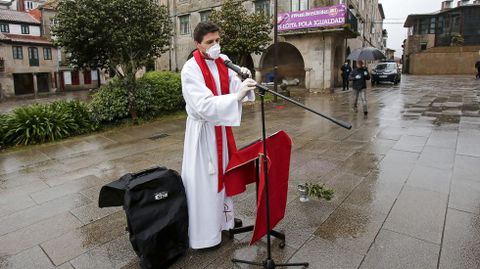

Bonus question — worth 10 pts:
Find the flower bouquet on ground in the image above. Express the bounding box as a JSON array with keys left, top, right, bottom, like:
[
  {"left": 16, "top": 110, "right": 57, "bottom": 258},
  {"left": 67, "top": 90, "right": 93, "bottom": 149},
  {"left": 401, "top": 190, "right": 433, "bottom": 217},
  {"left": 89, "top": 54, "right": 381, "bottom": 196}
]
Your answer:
[{"left": 297, "top": 183, "right": 335, "bottom": 202}]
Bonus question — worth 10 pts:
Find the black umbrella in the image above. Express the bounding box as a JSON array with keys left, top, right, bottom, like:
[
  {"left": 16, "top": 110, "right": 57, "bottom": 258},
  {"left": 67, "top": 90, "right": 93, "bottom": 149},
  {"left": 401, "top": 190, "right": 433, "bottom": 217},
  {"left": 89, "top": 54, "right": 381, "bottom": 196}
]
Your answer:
[{"left": 347, "top": 47, "right": 386, "bottom": 61}]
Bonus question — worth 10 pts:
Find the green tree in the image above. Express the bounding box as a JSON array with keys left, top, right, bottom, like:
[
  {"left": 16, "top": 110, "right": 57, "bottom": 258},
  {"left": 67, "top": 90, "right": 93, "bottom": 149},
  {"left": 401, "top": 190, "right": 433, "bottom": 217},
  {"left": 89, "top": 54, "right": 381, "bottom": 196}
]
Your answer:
[
  {"left": 209, "top": 0, "right": 272, "bottom": 66},
  {"left": 53, "top": 0, "right": 172, "bottom": 119}
]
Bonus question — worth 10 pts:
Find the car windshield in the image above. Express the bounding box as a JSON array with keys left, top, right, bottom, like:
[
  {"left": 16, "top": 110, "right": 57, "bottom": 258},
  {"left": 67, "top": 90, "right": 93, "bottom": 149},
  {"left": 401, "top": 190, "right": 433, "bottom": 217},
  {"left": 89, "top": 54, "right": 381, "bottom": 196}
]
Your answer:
[{"left": 376, "top": 63, "right": 396, "bottom": 71}]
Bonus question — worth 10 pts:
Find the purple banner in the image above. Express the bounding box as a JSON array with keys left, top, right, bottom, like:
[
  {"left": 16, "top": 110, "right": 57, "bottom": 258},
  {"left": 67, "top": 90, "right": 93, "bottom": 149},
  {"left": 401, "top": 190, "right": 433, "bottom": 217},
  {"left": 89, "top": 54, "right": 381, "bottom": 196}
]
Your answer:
[{"left": 278, "top": 4, "right": 347, "bottom": 32}]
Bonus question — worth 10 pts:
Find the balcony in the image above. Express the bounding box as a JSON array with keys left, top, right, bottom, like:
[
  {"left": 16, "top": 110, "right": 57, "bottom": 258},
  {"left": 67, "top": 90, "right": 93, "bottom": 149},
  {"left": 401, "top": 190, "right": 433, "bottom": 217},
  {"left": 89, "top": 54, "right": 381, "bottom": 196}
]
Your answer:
[{"left": 345, "top": 10, "right": 358, "bottom": 34}]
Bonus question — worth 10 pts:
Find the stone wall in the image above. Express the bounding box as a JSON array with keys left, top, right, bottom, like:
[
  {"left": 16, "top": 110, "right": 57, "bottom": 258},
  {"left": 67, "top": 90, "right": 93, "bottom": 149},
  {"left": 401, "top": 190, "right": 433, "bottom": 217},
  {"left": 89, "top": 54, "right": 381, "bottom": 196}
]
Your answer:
[{"left": 409, "top": 46, "right": 480, "bottom": 75}]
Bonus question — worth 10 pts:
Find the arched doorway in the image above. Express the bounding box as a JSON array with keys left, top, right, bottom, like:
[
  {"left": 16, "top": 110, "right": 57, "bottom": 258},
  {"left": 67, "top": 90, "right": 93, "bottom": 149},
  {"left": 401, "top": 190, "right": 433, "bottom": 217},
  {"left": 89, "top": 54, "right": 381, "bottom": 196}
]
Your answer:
[
  {"left": 243, "top": 54, "right": 254, "bottom": 78},
  {"left": 260, "top": 42, "right": 305, "bottom": 85}
]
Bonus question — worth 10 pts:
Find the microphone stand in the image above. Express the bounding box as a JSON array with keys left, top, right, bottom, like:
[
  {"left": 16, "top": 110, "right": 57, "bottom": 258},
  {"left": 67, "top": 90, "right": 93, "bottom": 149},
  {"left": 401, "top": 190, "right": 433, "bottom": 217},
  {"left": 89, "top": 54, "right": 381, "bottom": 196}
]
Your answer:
[{"left": 229, "top": 80, "right": 351, "bottom": 269}]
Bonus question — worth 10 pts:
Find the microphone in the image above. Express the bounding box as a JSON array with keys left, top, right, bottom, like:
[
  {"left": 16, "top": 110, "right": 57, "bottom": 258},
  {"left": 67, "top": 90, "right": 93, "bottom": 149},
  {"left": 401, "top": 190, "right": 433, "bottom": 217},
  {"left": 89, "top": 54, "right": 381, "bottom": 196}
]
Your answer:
[{"left": 223, "top": 60, "right": 250, "bottom": 80}]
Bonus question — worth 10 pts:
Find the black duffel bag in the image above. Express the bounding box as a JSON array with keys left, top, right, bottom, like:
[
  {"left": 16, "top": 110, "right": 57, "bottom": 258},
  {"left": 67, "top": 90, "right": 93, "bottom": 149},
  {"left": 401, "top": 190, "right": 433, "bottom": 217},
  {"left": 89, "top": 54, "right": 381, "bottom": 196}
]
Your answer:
[{"left": 99, "top": 167, "right": 188, "bottom": 269}]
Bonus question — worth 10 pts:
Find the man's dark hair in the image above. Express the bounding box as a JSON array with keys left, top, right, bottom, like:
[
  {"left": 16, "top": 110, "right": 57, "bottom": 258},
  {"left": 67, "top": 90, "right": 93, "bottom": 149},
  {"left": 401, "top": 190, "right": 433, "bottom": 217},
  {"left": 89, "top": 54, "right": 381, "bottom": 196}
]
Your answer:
[{"left": 194, "top": 22, "right": 220, "bottom": 43}]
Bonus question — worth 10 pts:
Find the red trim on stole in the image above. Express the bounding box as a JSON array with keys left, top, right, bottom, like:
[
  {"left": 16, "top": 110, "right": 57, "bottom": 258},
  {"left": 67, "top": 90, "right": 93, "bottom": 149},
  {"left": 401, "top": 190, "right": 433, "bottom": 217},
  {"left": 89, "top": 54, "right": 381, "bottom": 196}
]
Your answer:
[{"left": 193, "top": 50, "right": 238, "bottom": 192}]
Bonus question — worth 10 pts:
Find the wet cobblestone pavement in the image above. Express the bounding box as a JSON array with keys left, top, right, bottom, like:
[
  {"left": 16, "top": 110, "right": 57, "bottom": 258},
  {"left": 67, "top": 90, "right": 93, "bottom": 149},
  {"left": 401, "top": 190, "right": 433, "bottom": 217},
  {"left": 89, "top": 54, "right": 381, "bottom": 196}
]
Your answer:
[{"left": 1, "top": 75, "right": 480, "bottom": 269}]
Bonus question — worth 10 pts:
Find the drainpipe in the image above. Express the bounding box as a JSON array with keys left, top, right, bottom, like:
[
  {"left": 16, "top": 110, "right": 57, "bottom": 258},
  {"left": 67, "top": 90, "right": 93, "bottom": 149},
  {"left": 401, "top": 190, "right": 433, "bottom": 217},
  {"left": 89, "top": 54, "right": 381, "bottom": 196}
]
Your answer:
[
  {"left": 172, "top": 0, "right": 178, "bottom": 72},
  {"left": 167, "top": 0, "right": 172, "bottom": 71}
]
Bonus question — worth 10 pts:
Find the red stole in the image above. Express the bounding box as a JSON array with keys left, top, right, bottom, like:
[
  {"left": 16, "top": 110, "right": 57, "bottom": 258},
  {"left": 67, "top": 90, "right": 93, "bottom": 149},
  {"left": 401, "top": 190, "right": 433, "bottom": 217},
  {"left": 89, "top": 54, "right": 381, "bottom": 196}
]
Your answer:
[
  {"left": 223, "top": 131, "right": 292, "bottom": 245},
  {"left": 193, "top": 50, "right": 237, "bottom": 193}
]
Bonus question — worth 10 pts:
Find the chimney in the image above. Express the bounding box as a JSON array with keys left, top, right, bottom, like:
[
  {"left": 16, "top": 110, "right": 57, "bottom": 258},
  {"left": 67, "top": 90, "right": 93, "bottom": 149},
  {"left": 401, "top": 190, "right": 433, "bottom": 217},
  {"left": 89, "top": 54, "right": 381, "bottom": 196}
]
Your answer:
[{"left": 442, "top": 0, "right": 453, "bottom": 10}]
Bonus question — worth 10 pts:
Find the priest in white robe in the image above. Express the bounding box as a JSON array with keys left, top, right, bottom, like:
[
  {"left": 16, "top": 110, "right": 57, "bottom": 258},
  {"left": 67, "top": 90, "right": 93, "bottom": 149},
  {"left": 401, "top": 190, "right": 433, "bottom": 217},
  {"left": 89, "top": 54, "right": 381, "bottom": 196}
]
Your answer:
[{"left": 181, "top": 21, "right": 257, "bottom": 249}]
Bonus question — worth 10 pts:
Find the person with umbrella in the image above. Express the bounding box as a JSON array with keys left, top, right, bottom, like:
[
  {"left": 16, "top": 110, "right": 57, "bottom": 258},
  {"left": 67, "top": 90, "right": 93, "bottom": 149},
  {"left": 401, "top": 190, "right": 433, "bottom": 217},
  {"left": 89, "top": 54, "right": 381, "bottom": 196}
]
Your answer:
[
  {"left": 346, "top": 47, "right": 386, "bottom": 116},
  {"left": 349, "top": 60, "right": 370, "bottom": 115}
]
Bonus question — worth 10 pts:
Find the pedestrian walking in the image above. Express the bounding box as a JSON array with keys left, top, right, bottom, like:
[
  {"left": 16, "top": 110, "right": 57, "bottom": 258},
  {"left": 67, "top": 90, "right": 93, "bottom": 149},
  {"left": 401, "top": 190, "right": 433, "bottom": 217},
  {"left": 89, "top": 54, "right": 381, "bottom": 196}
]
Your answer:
[
  {"left": 349, "top": 60, "right": 370, "bottom": 115},
  {"left": 341, "top": 61, "right": 352, "bottom": 91}
]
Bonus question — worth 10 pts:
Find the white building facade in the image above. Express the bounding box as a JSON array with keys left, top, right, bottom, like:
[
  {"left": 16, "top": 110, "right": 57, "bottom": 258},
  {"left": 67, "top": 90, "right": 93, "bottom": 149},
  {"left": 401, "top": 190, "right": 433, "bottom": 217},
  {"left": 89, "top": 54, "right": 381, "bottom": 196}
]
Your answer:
[{"left": 157, "top": 0, "right": 386, "bottom": 91}]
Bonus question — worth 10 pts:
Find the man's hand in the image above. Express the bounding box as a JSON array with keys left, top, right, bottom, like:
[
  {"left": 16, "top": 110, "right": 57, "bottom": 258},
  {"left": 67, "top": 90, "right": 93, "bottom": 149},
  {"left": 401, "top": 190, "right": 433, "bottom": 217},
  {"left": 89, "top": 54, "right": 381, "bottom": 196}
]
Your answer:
[
  {"left": 240, "top": 67, "right": 252, "bottom": 78},
  {"left": 237, "top": 78, "right": 256, "bottom": 101}
]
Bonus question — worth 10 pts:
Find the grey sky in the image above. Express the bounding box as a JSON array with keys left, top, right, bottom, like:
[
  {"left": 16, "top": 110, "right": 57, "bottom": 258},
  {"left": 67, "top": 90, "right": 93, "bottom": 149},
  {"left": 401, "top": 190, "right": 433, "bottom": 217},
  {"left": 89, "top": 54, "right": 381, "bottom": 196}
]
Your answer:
[{"left": 379, "top": 0, "right": 443, "bottom": 57}]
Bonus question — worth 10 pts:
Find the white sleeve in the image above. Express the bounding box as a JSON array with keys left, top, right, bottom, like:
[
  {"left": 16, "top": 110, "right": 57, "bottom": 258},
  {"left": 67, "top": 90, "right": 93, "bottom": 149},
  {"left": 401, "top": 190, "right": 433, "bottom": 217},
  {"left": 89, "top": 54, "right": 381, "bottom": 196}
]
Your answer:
[{"left": 181, "top": 61, "right": 243, "bottom": 126}]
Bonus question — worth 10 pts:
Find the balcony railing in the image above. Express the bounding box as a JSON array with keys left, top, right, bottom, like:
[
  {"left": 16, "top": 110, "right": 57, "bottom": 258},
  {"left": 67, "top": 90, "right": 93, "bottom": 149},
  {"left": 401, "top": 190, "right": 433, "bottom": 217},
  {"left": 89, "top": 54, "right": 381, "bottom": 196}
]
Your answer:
[{"left": 346, "top": 10, "right": 358, "bottom": 33}]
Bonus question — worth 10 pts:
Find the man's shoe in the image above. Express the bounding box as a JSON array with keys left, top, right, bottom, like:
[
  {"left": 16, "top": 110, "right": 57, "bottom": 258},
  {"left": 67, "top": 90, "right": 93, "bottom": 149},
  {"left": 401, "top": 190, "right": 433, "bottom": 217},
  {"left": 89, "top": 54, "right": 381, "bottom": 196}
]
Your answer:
[{"left": 234, "top": 218, "right": 243, "bottom": 228}]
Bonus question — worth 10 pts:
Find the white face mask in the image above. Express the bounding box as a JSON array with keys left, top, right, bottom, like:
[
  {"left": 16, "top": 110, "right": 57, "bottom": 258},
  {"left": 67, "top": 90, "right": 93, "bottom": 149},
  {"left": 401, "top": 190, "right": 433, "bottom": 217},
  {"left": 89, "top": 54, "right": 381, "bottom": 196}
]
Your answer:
[{"left": 206, "top": 43, "right": 221, "bottom": 59}]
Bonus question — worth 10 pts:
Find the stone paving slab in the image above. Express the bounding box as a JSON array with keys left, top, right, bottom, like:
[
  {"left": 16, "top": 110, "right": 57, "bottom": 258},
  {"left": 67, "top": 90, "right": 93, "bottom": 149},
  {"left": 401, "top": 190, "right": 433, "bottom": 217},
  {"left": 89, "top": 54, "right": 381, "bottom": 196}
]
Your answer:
[
  {"left": 0, "top": 75, "right": 480, "bottom": 268},
  {"left": 384, "top": 186, "right": 448, "bottom": 245},
  {"left": 359, "top": 229, "right": 440, "bottom": 269},
  {"left": 0, "top": 212, "right": 83, "bottom": 256},
  {"left": 0, "top": 193, "right": 90, "bottom": 236},
  {"left": 439, "top": 209, "right": 480, "bottom": 269}
]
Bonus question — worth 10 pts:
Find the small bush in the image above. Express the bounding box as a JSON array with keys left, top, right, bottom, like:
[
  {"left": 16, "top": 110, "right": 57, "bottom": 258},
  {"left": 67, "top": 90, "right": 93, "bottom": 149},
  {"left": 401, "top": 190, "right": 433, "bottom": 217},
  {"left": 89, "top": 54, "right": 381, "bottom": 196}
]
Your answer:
[
  {"left": 139, "top": 71, "right": 184, "bottom": 116},
  {"left": 1, "top": 100, "right": 96, "bottom": 146},
  {"left": 51, "top": 100, "right": 97, "bottom": 134},
  {"left": 88, "top": 79, "right": 130, "bottom": 123},
  {"left": 4, "top": 104, "right": 77, "bottom": 145},
  {"left": 89, "top": 72, "right": 184, "bottom": 123},
  {"left": 0, "top": 113, "right": 9, "bottom": 146}
]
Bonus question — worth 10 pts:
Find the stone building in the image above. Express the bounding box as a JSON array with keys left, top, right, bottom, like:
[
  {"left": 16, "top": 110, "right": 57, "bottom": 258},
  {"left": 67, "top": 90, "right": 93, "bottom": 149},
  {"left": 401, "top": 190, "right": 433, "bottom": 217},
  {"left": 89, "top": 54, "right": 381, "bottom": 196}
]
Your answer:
[
  {"left": 34, "top": 0, "right": 101, "bottom": 91},
  {"left": 157, "top": 0, "right": 386, "bottom": 92},
  {"left": 0, "top": 8, "right": 58, "bottom": 97},
  {"left": 403, "top": 0, "right": 480, "bottom": 75},
  {"left": 0, "top": 0, "right": 48, "bottom": 12}
]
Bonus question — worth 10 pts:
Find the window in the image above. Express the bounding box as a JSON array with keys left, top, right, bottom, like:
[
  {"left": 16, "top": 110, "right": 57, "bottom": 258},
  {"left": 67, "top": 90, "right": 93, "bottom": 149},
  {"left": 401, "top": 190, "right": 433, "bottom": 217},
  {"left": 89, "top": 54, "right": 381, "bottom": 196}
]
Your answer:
[
  {"left": 28, "top": 47, "right": 39, "bottom": 66},
  {"left": 370, "top": 16, "right": 375, "bottom": 34},
  {"left": 255, "top": 0, "right": 270, "bottom": 17},
  {"left": 26, "top": 1, "right": 34, "bottom": 10},
  {"left": 179, "top": 15, "right": 190, "bottom": 35},
  {"left": 420, "top": 42, "right": 427, "bottom": 50},
  {"left": 0, "top": 58, "right": 4, "bottom": 72},
  {"left": 450, "top": 14, "right": 460, "bottom": 33},
  {"left": 291, "top": 0, "right": 308, "bottom": 12},
  {"left": 0, "top": 23, "right": 9, "bottom": 33},
  {"left": 43, "top": 47, "right": 52, "bottom": 60},
  {"left": 437, "top": 16, "right": 444, "bottom": 34},
  {"left": 72, "top": 71, "right": 80, "bottom": 85},
  {"left": 12, "top": 46, "right": 23, "bottom": 59},
  {"left": 21, "top": 25, "right": 29, "bottom": 34},
  {"left": 419, "top": 18, "right": 428, "bottom": 34},
  {"left": 200, "top": 10, "right": 211, "bottom": 22},
  {"left": 49, "top": 18, "right": 58, "bottom": 26},
  {"left": 429, "top": 17, "right": 436, "bottom": 34}
]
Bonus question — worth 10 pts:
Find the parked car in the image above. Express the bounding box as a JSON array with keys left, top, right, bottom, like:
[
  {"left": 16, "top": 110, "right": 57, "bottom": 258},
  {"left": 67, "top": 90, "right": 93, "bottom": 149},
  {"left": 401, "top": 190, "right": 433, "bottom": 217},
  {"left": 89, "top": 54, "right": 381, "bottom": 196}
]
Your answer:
[{"left": 371, "top": 62, "right": 401, "bottom": 85}]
